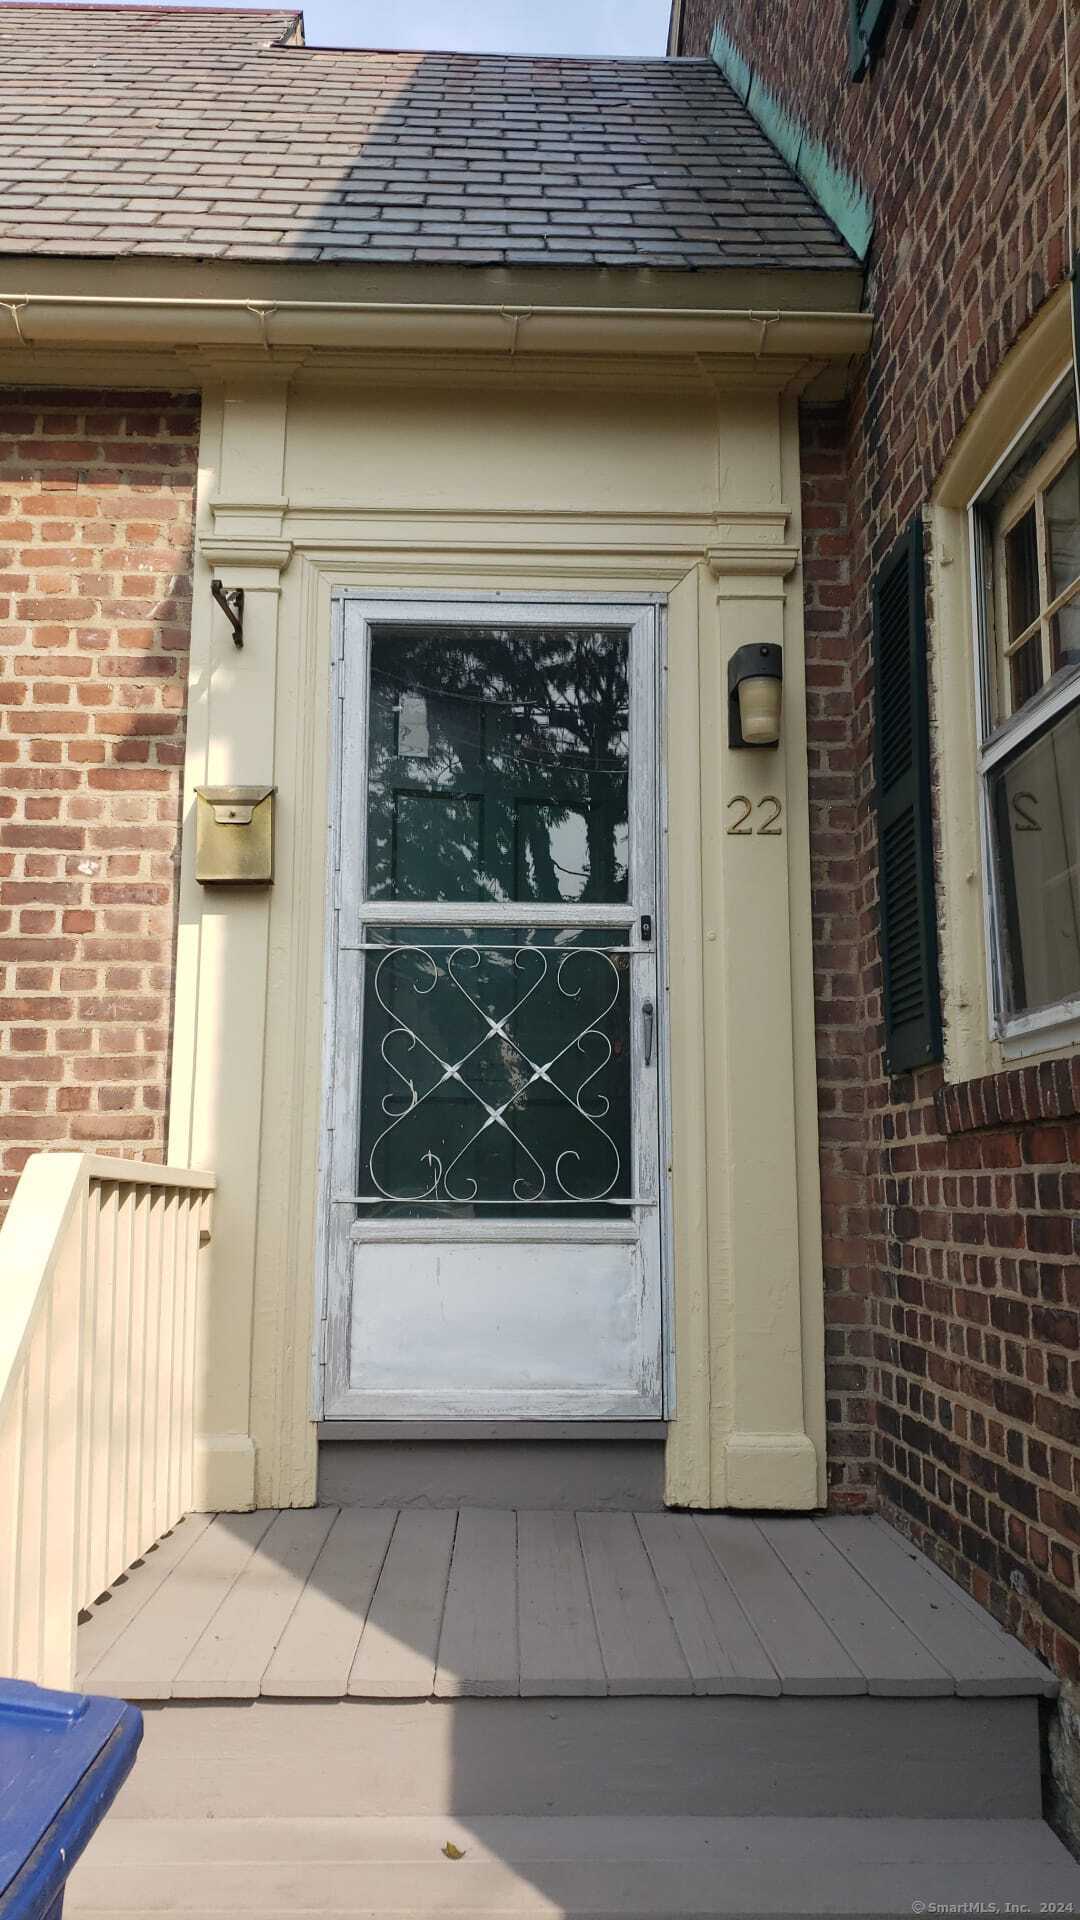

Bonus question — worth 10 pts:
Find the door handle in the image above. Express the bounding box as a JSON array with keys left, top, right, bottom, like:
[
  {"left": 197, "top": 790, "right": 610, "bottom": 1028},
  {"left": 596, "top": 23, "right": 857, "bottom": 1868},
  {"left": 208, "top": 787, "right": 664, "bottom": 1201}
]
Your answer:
[{"left": 642, "top": 999, "right": 655, "bottom": 1067}]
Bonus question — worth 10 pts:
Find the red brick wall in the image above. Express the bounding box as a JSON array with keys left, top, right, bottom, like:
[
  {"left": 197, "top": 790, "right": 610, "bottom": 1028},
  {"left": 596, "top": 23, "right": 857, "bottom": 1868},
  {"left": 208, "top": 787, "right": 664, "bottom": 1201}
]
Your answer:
[
  {"left": 0, "top": 388, "right": 199, "bottom": 1210},
  {"left": 678, "top": 0, "right": 1080, "bottom": 1688},
  {"left": 879, "top": 1062, "right": 1080, "bottom": 1685},
  {"left": 801, "top": 404, "right": 876, "bottom": 1513}
]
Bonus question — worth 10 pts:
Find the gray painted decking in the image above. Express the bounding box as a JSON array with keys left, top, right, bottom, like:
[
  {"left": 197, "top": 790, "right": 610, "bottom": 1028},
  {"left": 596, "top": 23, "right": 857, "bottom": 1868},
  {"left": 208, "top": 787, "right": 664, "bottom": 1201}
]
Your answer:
[
  {"left": 76, "top": 1509, "right": 1056, "bottom": 1704},
  {"left": 66, "top": 1815, "right": 1080, "bottom": 1917}
]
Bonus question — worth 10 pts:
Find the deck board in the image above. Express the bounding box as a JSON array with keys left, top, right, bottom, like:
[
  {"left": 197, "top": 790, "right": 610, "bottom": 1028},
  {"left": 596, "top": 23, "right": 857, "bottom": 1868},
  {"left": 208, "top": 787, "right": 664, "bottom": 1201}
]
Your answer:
[
  {"left": 819, "top": 1515, "right": 1057, "bottom": 1697},
  {"left": 85, "top": 1509, "right": 274, "bottom": 1700},
  {"left": 638, "top": 1511, "right": 779, "bottom": 1696},
  {"left": 75, "top": 1513, "right": 213, "bottom": 1690},
  {"left": 434, "top": 1507, "right": 518, "bottom": 1698},
  {"left": 347, "top": 1509, "right": 456, "bottom": 1700},
  {"left": 694, "top": 1517, "right": 864, "bottom": 1695},
  {"left": 173, "top": 1508, "right": 337, "bottom": 1700},
  {"left": 261, "top": 1507, "right": 395, "bottom": 1699},
  {"left": 77, "top": 1507, "right": 1058, "bottom": 1704},
  {"left": 517, "top": 1509, "right": 606, "bottom": 1696},
  {"left": 578, "top": 1512, "right": 692, "bottom": 1695},
  {"left": 758, "top": 1518, "right": 953, "bottom": 1697}
]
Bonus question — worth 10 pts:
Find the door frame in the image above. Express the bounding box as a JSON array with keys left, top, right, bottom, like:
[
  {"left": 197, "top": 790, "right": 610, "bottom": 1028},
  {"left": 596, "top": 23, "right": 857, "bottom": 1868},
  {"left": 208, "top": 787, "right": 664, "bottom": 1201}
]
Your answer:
[{"left": 312, "top": 587, "right": 675, "bottom": 1422}]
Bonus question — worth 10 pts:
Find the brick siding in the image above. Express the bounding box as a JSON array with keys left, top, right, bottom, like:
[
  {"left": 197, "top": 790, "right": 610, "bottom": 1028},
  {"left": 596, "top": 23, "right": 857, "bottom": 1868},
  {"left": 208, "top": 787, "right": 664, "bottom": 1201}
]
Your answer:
[
  {"left": 0, "top": 388, "right": 199, "bottom": 1210},
  {"left": 677, "top": 0, "right": 1080, "bottom": 1693},
  {"left": 801, "top": 403, "right": 877, "bottom": 1513}
]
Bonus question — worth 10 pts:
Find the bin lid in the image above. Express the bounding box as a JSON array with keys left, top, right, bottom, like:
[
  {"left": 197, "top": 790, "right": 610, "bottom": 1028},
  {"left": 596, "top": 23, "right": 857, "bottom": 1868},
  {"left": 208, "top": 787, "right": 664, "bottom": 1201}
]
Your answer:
[{"left": 0, "top": 1681, "right": 130, "bottom": 1903}]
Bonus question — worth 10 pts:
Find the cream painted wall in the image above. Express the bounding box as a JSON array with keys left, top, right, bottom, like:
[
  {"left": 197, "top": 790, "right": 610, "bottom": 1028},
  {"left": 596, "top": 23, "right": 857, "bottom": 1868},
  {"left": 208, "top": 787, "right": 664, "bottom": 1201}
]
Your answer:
[{"left": 168, "top": 362, "right": 827, "bottom": 1512}]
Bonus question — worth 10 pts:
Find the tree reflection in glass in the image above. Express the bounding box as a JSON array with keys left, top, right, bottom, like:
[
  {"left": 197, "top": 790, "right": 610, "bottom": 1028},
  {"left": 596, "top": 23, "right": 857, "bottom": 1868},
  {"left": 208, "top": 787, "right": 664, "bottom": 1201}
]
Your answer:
[{"left": 364, "top": 624, "right": 631, "bottom": 905}]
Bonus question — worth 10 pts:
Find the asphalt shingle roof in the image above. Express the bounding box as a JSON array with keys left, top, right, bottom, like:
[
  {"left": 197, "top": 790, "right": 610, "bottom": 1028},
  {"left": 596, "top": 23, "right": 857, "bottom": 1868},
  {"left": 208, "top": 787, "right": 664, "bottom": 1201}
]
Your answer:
[{"left": 0, "top": 4, "right": 856, "bottom": 271}]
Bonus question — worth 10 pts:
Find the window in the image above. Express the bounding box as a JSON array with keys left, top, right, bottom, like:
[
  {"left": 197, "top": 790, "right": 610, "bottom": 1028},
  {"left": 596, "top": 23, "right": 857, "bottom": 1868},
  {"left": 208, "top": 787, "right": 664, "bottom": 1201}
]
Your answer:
[
  {"left": 848, "top": 0, "right": 897, "bottom": 79},
  {"left": 974, "top": 383, "right": 1080, "bottom": 1037}
]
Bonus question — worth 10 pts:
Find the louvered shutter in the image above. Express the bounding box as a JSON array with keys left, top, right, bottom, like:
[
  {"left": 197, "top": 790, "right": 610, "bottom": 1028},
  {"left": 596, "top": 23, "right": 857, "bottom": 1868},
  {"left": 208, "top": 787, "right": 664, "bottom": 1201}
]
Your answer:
[
  {"left": 849, "top": 0, "right": 897, "bottom": 78},
  {"left": 872, "top": 517, "right": 942, "bottom": 1074}
]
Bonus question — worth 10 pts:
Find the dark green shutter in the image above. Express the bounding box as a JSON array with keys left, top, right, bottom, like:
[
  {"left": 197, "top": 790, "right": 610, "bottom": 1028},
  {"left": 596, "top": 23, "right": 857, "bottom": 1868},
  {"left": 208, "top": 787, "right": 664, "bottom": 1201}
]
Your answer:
[
  {"left": 849, "top": 0, "right": 897, "bottom": 78},
  {"left": 872, "top": 517, "right": 942, "bottom": 1074}
]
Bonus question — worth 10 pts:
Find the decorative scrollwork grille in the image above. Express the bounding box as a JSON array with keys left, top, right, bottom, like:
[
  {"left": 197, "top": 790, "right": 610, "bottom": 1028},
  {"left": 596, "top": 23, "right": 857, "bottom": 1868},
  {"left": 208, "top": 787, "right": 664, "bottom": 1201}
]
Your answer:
[{"left": 356, "top": 939, "right": 631, "bottom": 1209}]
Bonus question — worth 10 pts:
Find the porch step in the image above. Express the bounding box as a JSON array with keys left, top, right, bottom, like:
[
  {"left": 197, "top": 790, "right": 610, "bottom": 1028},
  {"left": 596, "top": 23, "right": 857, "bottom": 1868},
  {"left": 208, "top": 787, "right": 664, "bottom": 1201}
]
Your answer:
[
  {"left": 88, "top": 1695, "right": 1045, "bottom": 1821},
  {"left": 77, "top": 1509, "right": 1057, "bottom": 1704},
  {"left": 73, "top": 1508, "right": 1059, "bottom": 1849},
  {"left": 66, "top": 1815, "right": 1080, "bottom": 1916}
]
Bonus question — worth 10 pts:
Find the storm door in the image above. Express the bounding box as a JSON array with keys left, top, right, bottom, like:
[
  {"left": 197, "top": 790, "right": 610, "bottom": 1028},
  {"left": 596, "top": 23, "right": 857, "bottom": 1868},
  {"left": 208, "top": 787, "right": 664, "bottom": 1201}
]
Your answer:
[{"left": 321, "top": 595, "right": 663, "bottom": 1419}]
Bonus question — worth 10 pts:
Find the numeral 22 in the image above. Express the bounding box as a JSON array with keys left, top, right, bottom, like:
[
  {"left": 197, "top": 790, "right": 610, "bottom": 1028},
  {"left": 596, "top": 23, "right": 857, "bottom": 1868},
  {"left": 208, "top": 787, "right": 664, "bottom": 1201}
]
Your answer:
[{"left": 727, "top": 796, "right": 784, "bottom": 836}]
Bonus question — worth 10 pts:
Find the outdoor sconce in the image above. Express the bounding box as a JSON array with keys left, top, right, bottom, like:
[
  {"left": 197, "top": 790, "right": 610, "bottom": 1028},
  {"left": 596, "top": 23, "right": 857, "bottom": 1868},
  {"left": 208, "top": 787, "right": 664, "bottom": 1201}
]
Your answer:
[
  {"left": 728, "top": 643, "right": 783, "bottom": 749},
  {"left": 194, "top": 785, "right": 275, "bottom": 884}
]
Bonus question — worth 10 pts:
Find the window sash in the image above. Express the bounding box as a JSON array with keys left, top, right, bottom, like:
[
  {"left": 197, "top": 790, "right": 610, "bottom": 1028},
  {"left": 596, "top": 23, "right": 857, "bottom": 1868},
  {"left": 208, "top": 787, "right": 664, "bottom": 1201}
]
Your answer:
[
  {"left": 990, "top": 424, "right": 1080, "bottom": 721},
  {"left": 980, "top": 702, "right": 1080, "bottom": 1033},
  {"left": 971, "top": 377, "right": 1080, "bottom": 1037}
]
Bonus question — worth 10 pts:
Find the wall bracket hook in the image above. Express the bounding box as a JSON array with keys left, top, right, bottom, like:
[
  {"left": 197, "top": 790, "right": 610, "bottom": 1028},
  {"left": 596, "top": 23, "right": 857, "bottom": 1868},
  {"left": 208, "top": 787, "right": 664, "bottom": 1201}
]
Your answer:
[{"left": 210, "top": 579, "right": 245, "bottom": 648}]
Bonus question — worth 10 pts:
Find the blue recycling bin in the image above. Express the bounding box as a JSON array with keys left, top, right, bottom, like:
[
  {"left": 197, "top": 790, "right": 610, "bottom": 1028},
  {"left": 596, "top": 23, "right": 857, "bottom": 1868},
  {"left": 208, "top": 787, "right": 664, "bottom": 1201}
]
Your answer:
[{"left": 0, "top": 1680, "right": 142, "bottom": 1920}]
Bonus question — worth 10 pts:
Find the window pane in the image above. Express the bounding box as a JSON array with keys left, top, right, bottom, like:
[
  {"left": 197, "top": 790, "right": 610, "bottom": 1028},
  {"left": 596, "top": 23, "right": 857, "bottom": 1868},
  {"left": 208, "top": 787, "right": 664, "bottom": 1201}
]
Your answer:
[
  {"left": 365, "top": 625, "right": 630, "bottom": 904},
  {"left": 989, "top": 707, "right": 1080, "bottom": 1019},
  {"left": 1005, "top": 505, "right": 1040, "bottom": 642},
  {"left": 1052, "top": 588, "right": 1080, "bottom": 674},
  {"left": 1010, "top": 632, "right": 1044, "bottom": 709},
  {"left": 1046, "top": 452, "right": 1080, "bottom": 602},
  {"left": 357, "top": 926, "right": 631, "bottom": 1218}
]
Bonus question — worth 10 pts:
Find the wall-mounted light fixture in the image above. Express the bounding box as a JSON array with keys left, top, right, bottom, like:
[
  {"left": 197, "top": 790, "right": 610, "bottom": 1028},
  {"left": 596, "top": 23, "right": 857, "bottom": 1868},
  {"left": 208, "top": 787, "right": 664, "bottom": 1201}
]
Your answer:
[{"left": 728, "top": 643, "right": 783, "bottom": 748}]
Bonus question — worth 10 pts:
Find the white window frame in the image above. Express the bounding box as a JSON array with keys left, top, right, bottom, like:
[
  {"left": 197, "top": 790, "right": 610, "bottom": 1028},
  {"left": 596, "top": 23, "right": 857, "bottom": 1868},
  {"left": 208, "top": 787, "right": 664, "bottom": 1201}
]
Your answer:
[{"left": 969, "top": 374, "right": 1080, "bottom": 1054}]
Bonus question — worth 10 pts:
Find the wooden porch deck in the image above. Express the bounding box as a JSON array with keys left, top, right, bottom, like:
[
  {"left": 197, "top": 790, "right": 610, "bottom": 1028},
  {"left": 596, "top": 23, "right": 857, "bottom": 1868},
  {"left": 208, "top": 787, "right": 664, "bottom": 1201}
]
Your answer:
[{"left": 76, "top": 1508, "right": 1055, "bottom": 1704}]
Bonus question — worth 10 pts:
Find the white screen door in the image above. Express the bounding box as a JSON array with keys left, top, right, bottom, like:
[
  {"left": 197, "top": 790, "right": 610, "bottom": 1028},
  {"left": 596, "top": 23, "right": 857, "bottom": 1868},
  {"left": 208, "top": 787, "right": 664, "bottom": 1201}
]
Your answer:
[{"left": 320, "top": 594, "right": 663, "bottom": 1420}]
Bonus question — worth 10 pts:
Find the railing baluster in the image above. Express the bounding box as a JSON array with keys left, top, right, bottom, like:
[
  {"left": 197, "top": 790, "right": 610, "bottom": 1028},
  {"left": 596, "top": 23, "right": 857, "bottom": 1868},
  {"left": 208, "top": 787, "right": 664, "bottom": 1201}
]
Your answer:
[
  {"left": 109, "top": 1181, "right": 135, "bottom": 1589},
  {"left": 40, "top": 1215, "right": 83, "bottom": 1689},
  {"left": 179, "top": 1194, "right": 202, "bottom": 1516},
  {"left": 0, "top": 1363, "right": 28, "bottom": 1673},
  {"left": 0, "top": 1154, "right": 215, "bottom": 1688},
  {"left": 141, "top": 1188, "right": 165, "bottom": 1549},
  {"left": 17, "top": 1292, "right": 49, "bottom": 1682},
  {"left": 164, "top": 1194, "right": 183, "bottom": 1528},
  {"left": 85, "top": 1182, "right": 114, "bottom": 1609},
  {"left": 77, "top": 1180, "right": 101, "bottom": 1611}
]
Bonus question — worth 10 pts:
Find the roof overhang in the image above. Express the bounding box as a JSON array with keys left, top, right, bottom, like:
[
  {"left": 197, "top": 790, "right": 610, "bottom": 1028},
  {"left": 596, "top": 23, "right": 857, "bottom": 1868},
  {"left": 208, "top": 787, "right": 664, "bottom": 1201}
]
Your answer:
[{"left": 0, "top": 258, "right": 870, "bottom": 396}]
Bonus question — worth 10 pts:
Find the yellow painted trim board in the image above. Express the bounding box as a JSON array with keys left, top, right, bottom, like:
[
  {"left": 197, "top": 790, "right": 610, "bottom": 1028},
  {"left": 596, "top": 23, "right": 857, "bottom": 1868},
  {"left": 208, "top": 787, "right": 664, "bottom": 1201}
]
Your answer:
[{"left": 166, "top": 371, "right": 825, "bottom": 1511}]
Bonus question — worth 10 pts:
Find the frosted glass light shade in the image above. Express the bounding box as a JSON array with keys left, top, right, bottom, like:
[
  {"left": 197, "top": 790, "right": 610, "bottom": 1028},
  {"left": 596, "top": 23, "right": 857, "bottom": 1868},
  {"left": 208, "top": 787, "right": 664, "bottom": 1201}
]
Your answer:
[{"left": 737, "top": 674, "right": 783, "bottom": 746}]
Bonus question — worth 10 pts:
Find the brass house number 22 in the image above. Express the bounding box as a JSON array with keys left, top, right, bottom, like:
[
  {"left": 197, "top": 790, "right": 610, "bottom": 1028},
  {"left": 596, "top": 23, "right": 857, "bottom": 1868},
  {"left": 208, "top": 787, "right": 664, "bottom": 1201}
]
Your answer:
[{"left": 727, "top": 795, "right": 784, "bottom": 836}]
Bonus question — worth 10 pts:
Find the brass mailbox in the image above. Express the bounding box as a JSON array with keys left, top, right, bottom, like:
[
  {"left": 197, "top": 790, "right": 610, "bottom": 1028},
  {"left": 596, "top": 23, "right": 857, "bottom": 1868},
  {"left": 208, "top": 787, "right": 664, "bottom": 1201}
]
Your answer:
[{"left": 195, "top": 785, "right": 275, "bottom": 885}]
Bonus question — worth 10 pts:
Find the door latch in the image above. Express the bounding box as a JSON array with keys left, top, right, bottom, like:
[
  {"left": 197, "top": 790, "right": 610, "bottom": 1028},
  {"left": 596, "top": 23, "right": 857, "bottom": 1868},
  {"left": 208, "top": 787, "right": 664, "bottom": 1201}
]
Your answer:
[{"left": 642, "top": 999, "right": 655, "bottom": 1067}]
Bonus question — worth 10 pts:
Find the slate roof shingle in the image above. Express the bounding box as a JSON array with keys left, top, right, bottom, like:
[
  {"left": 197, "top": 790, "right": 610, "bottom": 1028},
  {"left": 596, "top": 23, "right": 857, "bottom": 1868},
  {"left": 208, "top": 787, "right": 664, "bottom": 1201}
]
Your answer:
[{"left": 0, "top": 4, "right": 856, "bottom": 272}]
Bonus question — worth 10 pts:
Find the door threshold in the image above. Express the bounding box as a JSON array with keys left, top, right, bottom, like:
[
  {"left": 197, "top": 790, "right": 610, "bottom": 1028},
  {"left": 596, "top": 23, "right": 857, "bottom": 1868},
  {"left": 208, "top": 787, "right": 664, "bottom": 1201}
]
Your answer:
[{"left": 317, "top": 1419, "right": 668, "bottom": 1442}]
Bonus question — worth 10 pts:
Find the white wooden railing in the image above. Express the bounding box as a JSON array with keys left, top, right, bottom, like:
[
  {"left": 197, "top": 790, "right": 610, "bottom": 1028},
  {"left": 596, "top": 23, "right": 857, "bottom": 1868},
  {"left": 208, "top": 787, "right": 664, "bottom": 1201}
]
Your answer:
[{"left": 0, "top": 1152, "right": 215, "bottom": 1689}]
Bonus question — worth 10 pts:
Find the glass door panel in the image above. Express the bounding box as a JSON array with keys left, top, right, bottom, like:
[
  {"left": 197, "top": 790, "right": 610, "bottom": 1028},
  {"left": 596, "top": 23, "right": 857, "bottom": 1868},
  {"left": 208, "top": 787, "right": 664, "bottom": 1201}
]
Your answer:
[{"left": 365, "top": 623, "right": 631, "bottom": 904}]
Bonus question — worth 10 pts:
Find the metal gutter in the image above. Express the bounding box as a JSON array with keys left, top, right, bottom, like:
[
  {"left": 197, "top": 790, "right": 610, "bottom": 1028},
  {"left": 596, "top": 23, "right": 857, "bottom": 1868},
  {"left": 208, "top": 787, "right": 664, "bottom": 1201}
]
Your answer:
[{"left": 0, "top": 291, "right": 872, "bottom": 359}]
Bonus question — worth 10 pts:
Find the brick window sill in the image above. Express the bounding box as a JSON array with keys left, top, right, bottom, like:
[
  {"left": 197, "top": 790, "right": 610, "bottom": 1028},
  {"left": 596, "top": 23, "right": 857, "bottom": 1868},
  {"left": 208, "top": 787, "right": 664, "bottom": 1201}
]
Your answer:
[{"left": 936, "top": 1058, "right": 1080, "bottom": 1135}]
